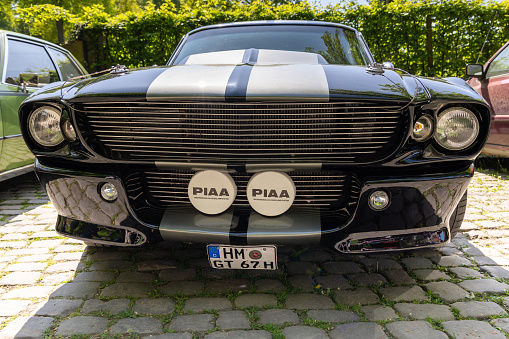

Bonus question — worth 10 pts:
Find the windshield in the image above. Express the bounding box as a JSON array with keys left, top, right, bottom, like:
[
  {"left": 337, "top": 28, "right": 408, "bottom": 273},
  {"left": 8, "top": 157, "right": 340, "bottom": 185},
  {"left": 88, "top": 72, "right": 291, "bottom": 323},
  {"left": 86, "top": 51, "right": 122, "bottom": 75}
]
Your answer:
[{"left": 172, "top": 25, "right": 371, "bottom": 66}]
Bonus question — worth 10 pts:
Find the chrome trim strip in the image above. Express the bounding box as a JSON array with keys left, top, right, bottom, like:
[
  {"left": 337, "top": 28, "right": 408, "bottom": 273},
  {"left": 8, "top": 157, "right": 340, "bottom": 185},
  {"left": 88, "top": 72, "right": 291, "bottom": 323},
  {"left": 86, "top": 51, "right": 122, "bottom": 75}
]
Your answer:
[
  {"left": 0, "top": 164, "right": 34, "bottom": 182},
  {"left": 155, "top": 162, "right": 228, "bottom": 171},
  {"left": 2, "top": 134, "right": 23, "bottom": 139},
  {"left": 245, "top": 163, "right": 322, "bottom": 172}
]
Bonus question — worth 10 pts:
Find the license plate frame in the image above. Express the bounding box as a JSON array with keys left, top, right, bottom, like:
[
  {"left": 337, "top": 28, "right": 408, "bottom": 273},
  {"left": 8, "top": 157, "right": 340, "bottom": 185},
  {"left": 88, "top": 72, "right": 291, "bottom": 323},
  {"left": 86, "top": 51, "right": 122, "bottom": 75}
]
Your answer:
[{"left": 207, "top": 244, "right": 278, "bottom": 270}]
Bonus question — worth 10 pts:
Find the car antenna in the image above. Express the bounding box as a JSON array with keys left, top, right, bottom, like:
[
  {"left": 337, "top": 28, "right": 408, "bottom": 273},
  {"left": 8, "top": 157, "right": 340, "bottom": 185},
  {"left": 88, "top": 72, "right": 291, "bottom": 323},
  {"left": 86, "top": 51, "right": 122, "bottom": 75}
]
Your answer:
[{"left": 476, "top": 11, "right": 498, "bottom": 64}]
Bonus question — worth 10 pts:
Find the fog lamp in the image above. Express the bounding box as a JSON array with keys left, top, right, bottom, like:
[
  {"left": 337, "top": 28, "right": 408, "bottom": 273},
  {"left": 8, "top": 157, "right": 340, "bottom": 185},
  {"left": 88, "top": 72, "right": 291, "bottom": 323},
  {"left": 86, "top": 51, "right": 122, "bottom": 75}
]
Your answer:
[
  {"left": 435, "top": 107, "right": 479, "bottom": 150},
  {"left": 413, "top": 115, "right": 433, "bottom": 141},
  {"left": 61, "top": 118, "right": 77, "bottom": 141},
  {"left": 100, "top": 183, "right": 118, "bottom": 202},
  {"left": 28, "top": 106, "right": 64, "bottom": 147},
  {"left": 369, "top": 190, "right": 390, "bottom": 211}
]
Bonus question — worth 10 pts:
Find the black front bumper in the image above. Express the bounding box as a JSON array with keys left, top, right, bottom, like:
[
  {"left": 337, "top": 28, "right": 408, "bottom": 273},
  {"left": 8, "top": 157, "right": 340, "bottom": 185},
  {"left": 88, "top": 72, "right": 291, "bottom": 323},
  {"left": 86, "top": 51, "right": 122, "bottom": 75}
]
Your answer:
[{"left": 36, "top": 161, "right": 473, "bottom": 252}]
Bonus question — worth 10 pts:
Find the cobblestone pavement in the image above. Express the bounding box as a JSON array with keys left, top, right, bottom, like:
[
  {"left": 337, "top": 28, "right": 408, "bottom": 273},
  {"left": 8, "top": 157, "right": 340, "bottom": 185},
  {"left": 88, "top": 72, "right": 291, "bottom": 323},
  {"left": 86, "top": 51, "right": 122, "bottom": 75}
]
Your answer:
[{"left": 0, "top": 169, "right": 508, "bottom": 338}]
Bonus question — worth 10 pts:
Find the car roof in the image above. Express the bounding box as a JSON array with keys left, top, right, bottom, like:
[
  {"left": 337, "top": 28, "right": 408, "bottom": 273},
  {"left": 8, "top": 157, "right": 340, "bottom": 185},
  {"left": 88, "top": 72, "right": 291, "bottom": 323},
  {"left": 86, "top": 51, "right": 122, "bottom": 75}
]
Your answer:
[
  {"left": 0, "top": 30, "right": 71, "bottom": 54},
  {"left": 187, "top": 20, "right": 359, "bottom": 35}
]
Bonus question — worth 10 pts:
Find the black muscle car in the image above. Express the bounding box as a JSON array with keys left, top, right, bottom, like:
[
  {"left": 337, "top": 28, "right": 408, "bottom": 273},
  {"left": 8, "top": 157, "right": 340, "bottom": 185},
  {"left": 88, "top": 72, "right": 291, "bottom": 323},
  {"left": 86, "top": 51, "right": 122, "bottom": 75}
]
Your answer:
[{"left": 19, "top": 21, "right": 490, "bottom": 268}]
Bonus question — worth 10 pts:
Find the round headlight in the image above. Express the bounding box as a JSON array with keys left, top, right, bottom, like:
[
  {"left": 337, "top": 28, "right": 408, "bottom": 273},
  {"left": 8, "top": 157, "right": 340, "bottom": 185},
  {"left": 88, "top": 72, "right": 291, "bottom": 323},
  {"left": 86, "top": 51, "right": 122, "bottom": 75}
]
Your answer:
[
  {"left": 61, "top": 118, "right": 77, "bottom": 141},
  {"left": 28, "top": 106, "right": 64, "bottom": 147},
  {"left": 413, "top": 115, "right": 433, "bottom": 141},
  {"left": 435, "top": 107, "right": 479, "bottom": 150}
]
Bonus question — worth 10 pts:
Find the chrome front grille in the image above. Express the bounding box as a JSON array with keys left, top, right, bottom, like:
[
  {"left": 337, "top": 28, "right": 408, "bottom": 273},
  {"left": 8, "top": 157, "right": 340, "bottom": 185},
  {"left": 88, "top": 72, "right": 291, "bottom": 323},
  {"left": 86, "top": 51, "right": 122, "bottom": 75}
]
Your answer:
[
  {"left": 125, "top": 170, "right": 359, "bottom": 211},
  {"left": 76, "top": 101, "right": 407, "bottom": 163}
]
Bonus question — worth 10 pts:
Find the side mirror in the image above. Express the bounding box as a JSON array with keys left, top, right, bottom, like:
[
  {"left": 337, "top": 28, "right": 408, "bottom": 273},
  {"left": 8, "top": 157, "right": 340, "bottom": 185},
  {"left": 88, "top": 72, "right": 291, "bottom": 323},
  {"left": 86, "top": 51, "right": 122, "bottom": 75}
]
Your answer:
[
  {"left": 465, "top": 64, "right": 483, "bottom": 78},
  {"left": 20, "top": 72, "right": 39, "bottom": 87},
  {"left": 382, "top": 61, "right": 395, "bottom": 70}
]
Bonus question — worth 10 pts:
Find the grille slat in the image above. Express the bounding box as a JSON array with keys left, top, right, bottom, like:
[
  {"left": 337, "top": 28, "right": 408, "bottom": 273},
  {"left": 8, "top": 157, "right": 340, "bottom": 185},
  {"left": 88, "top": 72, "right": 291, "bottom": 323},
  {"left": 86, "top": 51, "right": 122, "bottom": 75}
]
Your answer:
[{"left": 77, "top": 101, "right": 406, "bottom": 163}]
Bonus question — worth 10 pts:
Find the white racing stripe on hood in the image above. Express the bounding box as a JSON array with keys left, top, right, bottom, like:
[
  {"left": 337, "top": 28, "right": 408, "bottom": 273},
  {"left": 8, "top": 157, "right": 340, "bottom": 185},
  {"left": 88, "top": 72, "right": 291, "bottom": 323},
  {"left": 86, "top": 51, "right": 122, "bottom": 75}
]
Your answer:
[
  {"left": 246, "top": 64, "right": 329, "bottom": 102},
  {"left": 146, "top": 65, "right": 235, "bottom": 101},
  {"left": 184, "top": 50, "right": 246, "bottom": 65},
  {"left": 256, "top": 50, "right": 322, "bottom": 65}
]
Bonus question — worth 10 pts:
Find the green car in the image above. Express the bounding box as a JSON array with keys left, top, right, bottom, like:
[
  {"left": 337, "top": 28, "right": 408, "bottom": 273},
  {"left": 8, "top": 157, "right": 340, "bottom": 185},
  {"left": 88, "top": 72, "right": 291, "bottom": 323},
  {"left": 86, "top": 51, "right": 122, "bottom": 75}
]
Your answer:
[{"left": 0, "top": 30, "right": 87, "bottom": 182}]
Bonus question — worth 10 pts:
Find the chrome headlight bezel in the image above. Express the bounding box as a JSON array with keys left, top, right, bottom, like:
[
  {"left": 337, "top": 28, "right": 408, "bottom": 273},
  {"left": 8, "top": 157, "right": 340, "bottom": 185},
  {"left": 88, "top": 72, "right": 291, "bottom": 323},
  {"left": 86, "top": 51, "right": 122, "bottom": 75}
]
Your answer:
[
  {"left": 28, "top": 105, "right": 65, "bottom": 148},
  {"left": 434, "top": 107, "right": 479, "bottom": 151}
]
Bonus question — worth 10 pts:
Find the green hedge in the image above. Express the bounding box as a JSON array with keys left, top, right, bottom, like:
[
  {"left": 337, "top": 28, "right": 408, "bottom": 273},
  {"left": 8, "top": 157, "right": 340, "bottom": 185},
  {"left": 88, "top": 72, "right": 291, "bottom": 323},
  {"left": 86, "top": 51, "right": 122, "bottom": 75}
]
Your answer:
[{"left": 70, "top": 0, "right": 509, "bottom": 77}]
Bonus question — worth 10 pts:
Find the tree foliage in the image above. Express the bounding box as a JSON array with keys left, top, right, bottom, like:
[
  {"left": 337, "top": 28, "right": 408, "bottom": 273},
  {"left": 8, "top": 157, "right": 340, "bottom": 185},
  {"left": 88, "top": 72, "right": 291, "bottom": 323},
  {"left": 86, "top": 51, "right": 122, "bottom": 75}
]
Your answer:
[{"left": 9, "top": 0, "right": 509, "bottom": 77}]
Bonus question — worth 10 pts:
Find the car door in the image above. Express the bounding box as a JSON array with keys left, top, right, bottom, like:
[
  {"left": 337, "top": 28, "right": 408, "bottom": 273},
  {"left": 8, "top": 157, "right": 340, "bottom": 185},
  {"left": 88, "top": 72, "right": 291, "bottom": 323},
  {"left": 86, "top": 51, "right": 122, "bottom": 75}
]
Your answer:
[{"left": 469, "top": 42, "right": 509, "bottom": 157}]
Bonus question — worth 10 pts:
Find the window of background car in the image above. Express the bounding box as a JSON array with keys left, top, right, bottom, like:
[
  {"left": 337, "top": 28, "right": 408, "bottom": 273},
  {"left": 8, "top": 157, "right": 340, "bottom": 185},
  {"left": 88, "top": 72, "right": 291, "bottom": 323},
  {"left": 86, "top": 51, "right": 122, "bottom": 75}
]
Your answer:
[
  {"left": 48, "top": 47, "right": 83, "bottom": 80},
  {"left": 5, "top": 39, "right": 59, "bottom": 86},
  {"left": 172, "top": 25, "right": 370, "bottom": 66},
  {"left": 486, "top": 45, "right": 509, "bottom": 78}
]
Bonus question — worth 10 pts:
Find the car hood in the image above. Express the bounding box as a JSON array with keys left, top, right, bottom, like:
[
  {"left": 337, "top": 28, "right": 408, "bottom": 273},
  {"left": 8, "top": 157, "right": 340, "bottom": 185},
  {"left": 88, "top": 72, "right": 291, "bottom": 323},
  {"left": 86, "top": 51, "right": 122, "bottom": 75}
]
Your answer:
[{"left": 60, "top": 49, "right": 426, "bottom": 104}]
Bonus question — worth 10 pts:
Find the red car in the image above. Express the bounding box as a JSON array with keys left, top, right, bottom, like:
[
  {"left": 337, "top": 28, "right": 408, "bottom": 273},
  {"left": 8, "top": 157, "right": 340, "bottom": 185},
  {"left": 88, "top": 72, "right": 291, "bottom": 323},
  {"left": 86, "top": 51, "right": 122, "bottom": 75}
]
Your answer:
[{"left": 467, "top": 42, "right": 509, "bottom": 157}]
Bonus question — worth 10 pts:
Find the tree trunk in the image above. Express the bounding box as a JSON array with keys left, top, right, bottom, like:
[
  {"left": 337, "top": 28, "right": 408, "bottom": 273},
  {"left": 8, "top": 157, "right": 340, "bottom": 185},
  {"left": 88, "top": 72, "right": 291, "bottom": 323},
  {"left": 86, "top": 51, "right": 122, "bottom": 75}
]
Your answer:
[
  {"left": 426, "top": 15, "right": 433, "bottom": 75},
  {"left": 56, "top": 19, "right": 64, "bottom": 44}
]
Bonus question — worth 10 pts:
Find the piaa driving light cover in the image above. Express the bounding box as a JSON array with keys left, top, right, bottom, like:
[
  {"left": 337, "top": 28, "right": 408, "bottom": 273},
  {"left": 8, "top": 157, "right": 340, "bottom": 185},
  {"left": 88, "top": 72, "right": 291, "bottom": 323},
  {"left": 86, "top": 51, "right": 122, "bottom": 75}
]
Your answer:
[
  {"left": 435, "top": 107, "right": 479, "bottom": 150},
  {"left": 28, "top": 106, "right": 64, "bottom": 147},
  {"left": 413, "top": 115, "right": 433, "bottom": 141}
]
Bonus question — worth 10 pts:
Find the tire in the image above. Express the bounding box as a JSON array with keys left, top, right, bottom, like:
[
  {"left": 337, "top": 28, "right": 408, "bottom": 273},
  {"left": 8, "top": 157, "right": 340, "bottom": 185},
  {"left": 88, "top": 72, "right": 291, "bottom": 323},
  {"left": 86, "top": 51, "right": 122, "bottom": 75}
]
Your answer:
[{"left": 449, "top": 190, "right": 468, "bottom": 239}]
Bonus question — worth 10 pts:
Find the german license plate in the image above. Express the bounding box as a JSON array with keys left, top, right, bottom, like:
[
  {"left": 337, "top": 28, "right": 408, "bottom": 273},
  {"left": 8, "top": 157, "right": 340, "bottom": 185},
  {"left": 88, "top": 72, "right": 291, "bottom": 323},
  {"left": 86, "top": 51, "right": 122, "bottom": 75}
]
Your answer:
[{"left": 207, "top": 244, "right": 277, "bottom": 270}]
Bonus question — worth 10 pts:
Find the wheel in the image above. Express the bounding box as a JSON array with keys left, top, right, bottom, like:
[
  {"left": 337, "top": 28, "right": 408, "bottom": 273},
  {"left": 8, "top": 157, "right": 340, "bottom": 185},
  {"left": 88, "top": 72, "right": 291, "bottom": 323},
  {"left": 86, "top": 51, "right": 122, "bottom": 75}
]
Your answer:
[{"left": 449, "top": 190, "right": 468, "bottom": 239}]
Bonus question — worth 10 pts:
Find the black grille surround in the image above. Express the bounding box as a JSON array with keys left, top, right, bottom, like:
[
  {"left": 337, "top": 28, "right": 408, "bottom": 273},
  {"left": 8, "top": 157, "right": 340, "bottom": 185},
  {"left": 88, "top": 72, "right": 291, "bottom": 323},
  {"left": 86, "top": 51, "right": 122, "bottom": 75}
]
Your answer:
[{"left": 74, "top": 101, "right": 408, "bottom": 164}]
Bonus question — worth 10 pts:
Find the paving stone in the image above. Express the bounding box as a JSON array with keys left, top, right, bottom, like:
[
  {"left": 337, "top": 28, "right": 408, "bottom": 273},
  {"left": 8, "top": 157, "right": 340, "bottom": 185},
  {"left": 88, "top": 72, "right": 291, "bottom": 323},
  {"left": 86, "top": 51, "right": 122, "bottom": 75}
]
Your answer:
[
  {"left": 0, "top": 272, "right": 42, "bottom": 285},
  {"left": 74, "top": 271, "right": 116, "bottom": 282},
  {"left": 329, "top": 322, "right": 387, "bottom": 339},
  {"left": 431, "top": 256, "right": 473, "bottom": 267},
  {"left": 401, "top": 257, "right": 434, "bottom": 270},
  {"left": 0, "top": 300, "right": 31, "bottom": 316},
  {"left": 481, "top": 266, "right": 509, "bottom": 279},
  {"left": 0, "top": 241, "right": 27, "bottom": 249},
  {"left": 201, "top": 267, "right": 236, "bottom": 279},
  {"left": 288, "top": 275, "right": 315, "bottom": 292},
  {"left": 35, "top": 299, "right": 83, "bottom": 317},
  {"left": 137, "top": 260, "right": 179, "bottom": 271},
  {"left": 117, "top": 271, "right": 156, "bottom": 283},
  {"left": 54, "top": 244, "right": 84, "bottom": 253},
  {"left": 159, "top": 268, "right": 196, "bottom": 281},
  {"left": 16, "top": 254, "right": 53, "bottom": 263},
  {"left": 28, "top": 240, "right": 62, "bottom": 248},
  {"left": 283, "top": 326, "right": 328, "bottom": 339},
  {"left": 46, "top": 261, "right": 83, "bottom": 273},
  {"left": 87, "top": 251, "right": 130, "bottom": 261},
  {"left": 451, "top": 301, "right": 507, "bottom": 319},
  {"left": 491, "top": 318, "right": 509, "bottom": 334},
  {"left": 0, "top": 316, "right": 54, "bottom": 339},
  {"left": 307, "top": 309, "right": 360, "bottom": 323},
  {"left": 56, "top": 316, "right": 109, "bottom": 335},
  {"left": 424, "top": 281, "right": 470, "bottom": 302},
  {"left": 5, "top": 262, "right": 47, "bottom": 272},
  {"left": 394, "top": 303, "right": 454, "bottom": 321},
  {"left": 89, "top": 260, "right": 133, "bottom": 271},
  {"left": 333, "top": 288, "right": 379, "bottom": 306},
  {"left": 386, "top": 321, "right": 448, "bottom": 339},
  {"left": 449, "top": 267, "right": 485, "bottom": 279},
  {"left": 81, "top": 299, "right": 130, "bottom": 314},
  {"left": 258, "top": 309, "right": 299, "bottom": 325},
  {"left": 100, "top": 282, "right": 152, "bottom": 298},
  {"left": 442, "top": 320, "right": 506, "bottom": 338},
  {"left": 322, "top": 261, "right": 364, "bottom": 275},
  {"left": 41, "top": 272, "right": 74, "bottom": 285},
  {"left": 208, "top": 279, "right": 251, "bottom": 293},
  {"left": 169, "top": 314, "right": 215, "bottom": 332},
  {"left": 382, "top": 269, "right": 416, "bottom": 285},
  {"left": 360, "top": 305, "right": 398, "bottom": 321},
  {"left": 204, "top": 330, "right": 272, "bottom": 339},
  {"left": 285, "top": 294, "right": 335, "bottom": 309},
  {"left": 413, "top": 269, "right": 451, "bottom": 282},
  {"left": 110, "top": 317, "right": 163, "bottom": 334},
  {"left": 50, "top": 282, "right": 101, "bottom": 299},
  {"left": 255, "top": 278, "right": 286, "bottom": 292},
  {"left": 361, "top": 258, "right": 401, "bottom": 271},
  {"left": 287, "top": 261, "right": 318, "bottom": 275},
  {"left": 133, "top": 298, "right": 175, "bottom": 314},
  {"left": 473, "top": 256, "right": 509, "bottom": 266},
  {"left": 299, "top": 250, "right": 332, "bottom": 263},
  {"left": 348, "top": 272, "right": 387, "bottom": 286},
  {"left": 7, "top": 248, "right": 49, "bottom": 256},
  {"left": 1, "top": 286, "right": 55, "bottom": 299},
  {"left": 143, "top": 335, "right": 192, "bottom": 339},
  {"left": 235, "top": 294, "right": 277, "bottom": 308},
  {"left": 379, "top": 286, "right": 427, "bottom": 302},
  {"left": 184, "top": 298, "right": 232, "bottom": 312},
  {"left": 315, "top": 274, "right": 352, "bottom": 290},
  {"left": 216, "top": 310, "right": 250, "bottom": 330},
  {"left": 161, "top": 281, "right": 204, "bottom": 296},
  {"left": 458, "top": 279, "right": 509, "bottom": 294}
]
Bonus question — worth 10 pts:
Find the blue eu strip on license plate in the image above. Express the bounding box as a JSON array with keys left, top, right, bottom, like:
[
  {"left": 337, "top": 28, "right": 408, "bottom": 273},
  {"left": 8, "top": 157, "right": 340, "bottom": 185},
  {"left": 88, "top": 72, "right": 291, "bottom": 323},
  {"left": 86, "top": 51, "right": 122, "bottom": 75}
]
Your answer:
[{"left": 207, "top": 244, "right": 278, "bottom": 270}]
